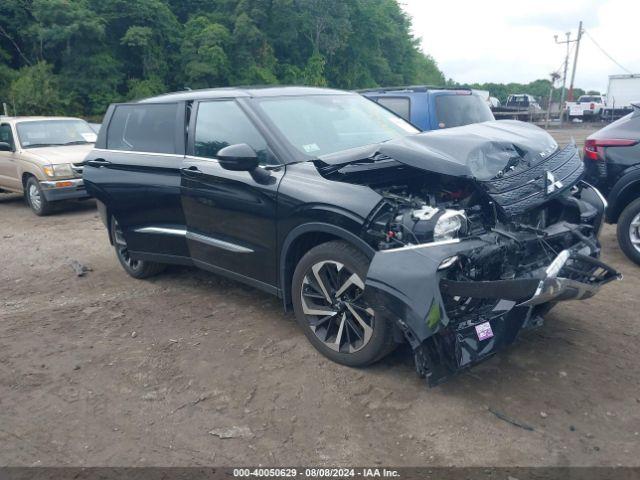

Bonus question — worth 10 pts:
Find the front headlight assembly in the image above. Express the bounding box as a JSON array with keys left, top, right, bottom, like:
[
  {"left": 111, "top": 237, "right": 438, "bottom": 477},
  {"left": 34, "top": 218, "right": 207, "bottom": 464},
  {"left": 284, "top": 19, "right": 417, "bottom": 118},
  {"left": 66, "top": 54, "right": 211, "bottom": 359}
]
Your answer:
[
  {"left": 43, "top": 163, "right": 74, "bottom": 178},
  {"left": 434, "top": 209, "right": 467, "bottom": 241}
]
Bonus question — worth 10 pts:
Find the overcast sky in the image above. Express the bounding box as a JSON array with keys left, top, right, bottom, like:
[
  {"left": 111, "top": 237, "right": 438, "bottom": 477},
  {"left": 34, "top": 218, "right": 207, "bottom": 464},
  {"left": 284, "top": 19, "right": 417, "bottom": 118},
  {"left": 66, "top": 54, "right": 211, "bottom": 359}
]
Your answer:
[{"left": 401, "top": 0, "right": 638, "bottom": 93}]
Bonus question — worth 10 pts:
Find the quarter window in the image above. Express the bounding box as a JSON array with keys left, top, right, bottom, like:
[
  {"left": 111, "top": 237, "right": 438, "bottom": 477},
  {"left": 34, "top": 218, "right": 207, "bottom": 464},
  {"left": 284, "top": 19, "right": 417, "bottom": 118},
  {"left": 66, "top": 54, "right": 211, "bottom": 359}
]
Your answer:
[
  {"left": 0, "top": 124, "right": 14, "bottom": 149},
  {"left": 107, "top": 103, "right": 179, "bottom": 154},
  {"left": 194, "top": 101, "right": 272, "bottom": 165},
  {"left": 377, "top": 97, "right": 411, "bottom": 121}
]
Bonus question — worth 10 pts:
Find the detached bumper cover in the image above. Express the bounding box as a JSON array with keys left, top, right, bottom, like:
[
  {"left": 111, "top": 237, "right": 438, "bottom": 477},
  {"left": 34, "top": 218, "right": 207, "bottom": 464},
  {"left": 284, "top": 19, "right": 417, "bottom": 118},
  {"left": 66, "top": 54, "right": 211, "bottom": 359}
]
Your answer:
[
  {"left": 364, "top": 225, "right": 621, "bottom": 387},
  {"left": 40, "top": 178, "right": 90, "bottom": 201}
]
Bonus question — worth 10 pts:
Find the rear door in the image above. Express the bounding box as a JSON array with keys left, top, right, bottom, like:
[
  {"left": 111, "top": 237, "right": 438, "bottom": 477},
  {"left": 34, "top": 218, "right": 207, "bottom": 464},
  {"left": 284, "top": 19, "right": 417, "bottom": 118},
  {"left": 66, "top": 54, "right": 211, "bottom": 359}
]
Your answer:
[
  {"left": 83, "top": 102, "right": 189, "bottom": 259},
  {"left": 181, "top": 99, "right": 284, "bottom": 291},
  {"left": 0, "top": 123, "right": 21, "bottom": 191}
]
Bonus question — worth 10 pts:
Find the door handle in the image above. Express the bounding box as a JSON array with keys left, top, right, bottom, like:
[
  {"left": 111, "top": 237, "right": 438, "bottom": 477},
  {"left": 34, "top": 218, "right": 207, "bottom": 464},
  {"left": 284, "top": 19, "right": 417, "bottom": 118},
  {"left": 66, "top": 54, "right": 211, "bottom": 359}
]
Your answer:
[
  {"left": 86, "top": 158, "right": 111, "bottom": 168},
  {"left": 181, "top": 165, "right": 201, "bottom": 173}
]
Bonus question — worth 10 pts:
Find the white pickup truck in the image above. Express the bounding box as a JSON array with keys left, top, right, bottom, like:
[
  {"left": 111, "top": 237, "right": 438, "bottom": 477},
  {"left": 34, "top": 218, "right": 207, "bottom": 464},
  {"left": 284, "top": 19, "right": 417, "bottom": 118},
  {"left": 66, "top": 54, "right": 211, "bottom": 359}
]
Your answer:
[{"left": 565, "top": 95, "right": 606, "bottom": 121}]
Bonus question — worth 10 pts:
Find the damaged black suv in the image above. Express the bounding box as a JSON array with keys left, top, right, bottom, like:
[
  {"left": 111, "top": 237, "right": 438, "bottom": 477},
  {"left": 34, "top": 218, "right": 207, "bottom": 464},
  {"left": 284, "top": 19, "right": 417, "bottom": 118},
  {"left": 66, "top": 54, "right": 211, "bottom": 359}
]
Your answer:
[{"left": 84, "top": 87, "right": 620, "bottom": 386}]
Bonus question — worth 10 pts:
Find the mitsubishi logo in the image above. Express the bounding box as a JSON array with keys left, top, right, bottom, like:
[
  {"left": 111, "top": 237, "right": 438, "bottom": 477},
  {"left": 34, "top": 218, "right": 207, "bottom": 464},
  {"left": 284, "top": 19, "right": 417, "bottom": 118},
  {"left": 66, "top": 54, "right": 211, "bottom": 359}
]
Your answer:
[{"left": 545, "top": 171, "right": 563, "bottom": 194}]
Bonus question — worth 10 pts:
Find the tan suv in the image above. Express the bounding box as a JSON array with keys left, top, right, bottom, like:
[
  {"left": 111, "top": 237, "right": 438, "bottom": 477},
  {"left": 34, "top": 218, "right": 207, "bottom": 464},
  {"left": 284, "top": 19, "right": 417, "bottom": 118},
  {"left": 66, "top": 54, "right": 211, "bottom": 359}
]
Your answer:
[{"left": 0, "top": 116, "right": 96, "bottom": 215}]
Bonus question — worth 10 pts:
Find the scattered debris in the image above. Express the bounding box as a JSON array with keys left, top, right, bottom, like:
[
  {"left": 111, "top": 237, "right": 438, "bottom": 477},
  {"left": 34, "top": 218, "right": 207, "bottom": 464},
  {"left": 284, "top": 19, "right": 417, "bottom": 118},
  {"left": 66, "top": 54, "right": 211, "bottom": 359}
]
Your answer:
[
  {"left": 73, "top": 365, "right": 81, "bottom": 371},
  {"left": 540, "top": 411, "right": 548, "bottom": 418},
  {"left": 141, "top": 391, "right": 163, "bottom": 402},
  {"left": 209, "top": 426, "right": 253, "bottom": 439},
  {"left": 559, "top": 371, "right": 568, "bottom": 377},
  {"left": 131, "top": 331, "right": 137, "bottom": 338},
  {"left": 170, "top": 393, "right": 212, "bottom": 414},
  {"left": 168, "top": 339, "right": 178, "bottom": 343},
  {"left": 70, "top": 260, "right": 92, "bottom": 277},
  {"left": 488, "top": 408, "right": 535, "bottom": 431},
  {"left": 570, "top": 425, "right": 576, "bottom": 431}
]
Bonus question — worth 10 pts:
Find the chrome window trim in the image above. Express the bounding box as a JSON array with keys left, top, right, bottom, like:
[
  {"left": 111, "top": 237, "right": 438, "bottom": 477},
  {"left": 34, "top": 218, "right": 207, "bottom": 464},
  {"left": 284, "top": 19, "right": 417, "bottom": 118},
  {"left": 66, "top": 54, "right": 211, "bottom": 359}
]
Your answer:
[{"left": 92, "top": 148, "right": 185, "bottom": 158}]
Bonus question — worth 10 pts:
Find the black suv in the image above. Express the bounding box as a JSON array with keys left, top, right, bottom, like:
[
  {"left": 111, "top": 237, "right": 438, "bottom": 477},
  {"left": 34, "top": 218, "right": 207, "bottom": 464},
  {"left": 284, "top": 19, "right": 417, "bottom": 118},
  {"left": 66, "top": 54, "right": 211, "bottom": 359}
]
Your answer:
[
  {"left": 583, "top": 103, "right": 640, "bottom": 265},
  {"left": 84, "top": 87, "right": 619, "bottom": 386}
]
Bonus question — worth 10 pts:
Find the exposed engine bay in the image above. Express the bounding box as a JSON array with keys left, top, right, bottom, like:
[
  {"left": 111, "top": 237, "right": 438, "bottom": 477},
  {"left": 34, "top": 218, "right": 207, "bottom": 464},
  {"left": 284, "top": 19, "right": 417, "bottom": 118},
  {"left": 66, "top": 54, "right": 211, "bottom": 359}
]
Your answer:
[{"left": 315, "top": 121, "right": 621, "bottom": 386}]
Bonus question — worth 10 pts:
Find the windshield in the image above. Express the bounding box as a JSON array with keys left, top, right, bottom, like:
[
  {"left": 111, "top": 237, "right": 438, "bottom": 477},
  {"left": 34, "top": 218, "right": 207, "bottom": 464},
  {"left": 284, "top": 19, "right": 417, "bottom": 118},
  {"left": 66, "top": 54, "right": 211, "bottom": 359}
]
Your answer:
[
  {"left": 16, "top": 120, "right": 97, "bottom": 148},
  {"left": 255, "top": 94, "right": 419, "bottom": 157},
  {"left": 435, "top": 94, "right": 495, "bottom": 128}
]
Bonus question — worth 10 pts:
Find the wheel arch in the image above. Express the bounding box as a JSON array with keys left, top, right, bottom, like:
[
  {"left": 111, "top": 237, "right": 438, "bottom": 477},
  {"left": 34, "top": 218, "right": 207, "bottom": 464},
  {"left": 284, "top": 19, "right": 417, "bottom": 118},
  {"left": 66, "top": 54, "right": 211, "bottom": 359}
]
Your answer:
[
  {"left": 279, "top": 223, "right": 375, "bottom": 310},
  {"left": 607, "top": 168, "right": 640, "bottom": 223}
]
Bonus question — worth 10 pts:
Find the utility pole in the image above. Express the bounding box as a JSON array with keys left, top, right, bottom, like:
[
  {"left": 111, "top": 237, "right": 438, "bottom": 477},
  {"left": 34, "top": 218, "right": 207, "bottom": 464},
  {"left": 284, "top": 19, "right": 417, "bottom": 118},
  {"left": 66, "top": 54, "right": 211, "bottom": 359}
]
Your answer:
[
  {"left": 545, "top": 72, "right": 561, "bottom": 129},
  {"left": 555, "top": 29, "right": 579, "bottom": 125},
  {"left": 568, "top": 21, "right": 583, "bottom": 101}
]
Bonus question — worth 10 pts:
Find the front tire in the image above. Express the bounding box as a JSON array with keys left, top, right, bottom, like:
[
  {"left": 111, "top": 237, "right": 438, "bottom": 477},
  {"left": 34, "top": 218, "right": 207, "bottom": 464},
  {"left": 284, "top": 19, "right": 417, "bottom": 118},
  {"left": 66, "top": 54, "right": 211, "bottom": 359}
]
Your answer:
[
  {"left": 291, "top": 240, "right": 396, "bottom": 367},
  {"left": 110, "top": 217, "right": 166, "bottom": 279},
  {"left": 617, "top": 197, "right": 640, "bottom": 266},
  {"left": 25, "top": 177, "right": 53, "bottom": 216}
]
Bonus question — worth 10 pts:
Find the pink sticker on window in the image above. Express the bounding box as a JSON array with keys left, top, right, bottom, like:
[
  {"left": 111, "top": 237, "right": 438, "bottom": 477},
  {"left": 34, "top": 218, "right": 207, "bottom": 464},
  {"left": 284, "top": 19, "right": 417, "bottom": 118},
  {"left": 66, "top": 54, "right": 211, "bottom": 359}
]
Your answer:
[{"left": 475, "top": 322, "right": 494, "bottom": 341}]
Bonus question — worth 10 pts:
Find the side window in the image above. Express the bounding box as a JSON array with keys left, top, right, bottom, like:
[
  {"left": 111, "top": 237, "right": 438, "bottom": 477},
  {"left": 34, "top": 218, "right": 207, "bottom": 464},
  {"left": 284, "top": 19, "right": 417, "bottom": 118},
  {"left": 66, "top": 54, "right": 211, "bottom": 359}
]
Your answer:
[
  {"left": 194, "top": 101, "right": 273, "bottom": 165},
  {"left": 0, "top": 124, "right": 14, "bottom": 149},
  {"left": 377, "top": 97, "right": 410, "bottom": 121},
  {"left": 107, "top": 103, "right": 178, "bottom": 154}
]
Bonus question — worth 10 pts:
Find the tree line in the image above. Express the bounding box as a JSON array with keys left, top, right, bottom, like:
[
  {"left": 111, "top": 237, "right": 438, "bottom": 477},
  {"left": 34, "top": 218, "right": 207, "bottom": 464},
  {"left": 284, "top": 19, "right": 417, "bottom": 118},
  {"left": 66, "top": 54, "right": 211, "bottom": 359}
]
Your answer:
[
  {"left": 0, "top": 0, "right": 595, "bottom": 120},
  {"left": 0, "top": 0, "right": 445, "bottom": 119}
]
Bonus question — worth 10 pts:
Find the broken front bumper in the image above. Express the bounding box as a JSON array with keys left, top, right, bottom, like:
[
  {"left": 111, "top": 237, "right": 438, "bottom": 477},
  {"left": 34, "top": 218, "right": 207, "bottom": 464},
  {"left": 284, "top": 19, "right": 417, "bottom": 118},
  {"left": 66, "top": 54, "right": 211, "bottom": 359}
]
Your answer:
[{"left": 364, "top": 227, "right": 621, "bottom": 387}]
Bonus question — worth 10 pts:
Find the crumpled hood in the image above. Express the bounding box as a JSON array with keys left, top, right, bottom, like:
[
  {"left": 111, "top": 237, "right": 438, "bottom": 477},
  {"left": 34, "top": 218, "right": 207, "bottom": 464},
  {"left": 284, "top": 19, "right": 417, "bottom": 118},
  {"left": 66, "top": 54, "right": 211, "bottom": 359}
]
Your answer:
[
  {"left": 23, "top": 144, "right": 93, "bottom": 165},
  {"left": 320, "top": 120, "right": 560, "bottom": 180}
]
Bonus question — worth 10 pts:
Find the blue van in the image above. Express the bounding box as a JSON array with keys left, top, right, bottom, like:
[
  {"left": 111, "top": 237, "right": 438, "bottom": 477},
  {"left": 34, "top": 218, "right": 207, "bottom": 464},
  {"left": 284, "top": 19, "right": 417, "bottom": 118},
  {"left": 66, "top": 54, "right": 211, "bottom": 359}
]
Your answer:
[{"left": 360, "top": 86, "right": 495, "bottom": 131}]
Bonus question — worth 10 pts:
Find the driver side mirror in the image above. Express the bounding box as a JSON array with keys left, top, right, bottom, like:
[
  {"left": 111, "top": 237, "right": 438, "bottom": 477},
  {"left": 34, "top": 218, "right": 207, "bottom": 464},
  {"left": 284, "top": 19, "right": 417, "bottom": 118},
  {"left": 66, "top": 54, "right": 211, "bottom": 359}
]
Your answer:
[
  {"left": 0, "top": 142, "right": 13, "bottom": 152},
  {"left": 217, "top": 143, "right": 259, "bottom": 171}
]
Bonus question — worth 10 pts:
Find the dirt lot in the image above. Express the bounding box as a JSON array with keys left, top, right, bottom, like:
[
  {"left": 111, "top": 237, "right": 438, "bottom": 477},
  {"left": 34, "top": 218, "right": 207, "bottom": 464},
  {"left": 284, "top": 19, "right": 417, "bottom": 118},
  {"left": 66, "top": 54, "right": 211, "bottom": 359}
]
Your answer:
[{"left": 1, "top": 125, "right": 639, "bottom": 467}]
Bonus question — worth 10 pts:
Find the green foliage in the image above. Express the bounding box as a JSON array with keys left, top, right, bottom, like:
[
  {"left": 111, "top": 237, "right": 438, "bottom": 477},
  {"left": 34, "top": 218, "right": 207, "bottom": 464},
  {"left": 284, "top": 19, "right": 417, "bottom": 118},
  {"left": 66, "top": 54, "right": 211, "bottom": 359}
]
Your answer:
[
  {"left": 9, "top": 62, "right": 66, "bottom": 115},
  {"left": 0, "top": 0, "right": 445, "bottom": 117}
]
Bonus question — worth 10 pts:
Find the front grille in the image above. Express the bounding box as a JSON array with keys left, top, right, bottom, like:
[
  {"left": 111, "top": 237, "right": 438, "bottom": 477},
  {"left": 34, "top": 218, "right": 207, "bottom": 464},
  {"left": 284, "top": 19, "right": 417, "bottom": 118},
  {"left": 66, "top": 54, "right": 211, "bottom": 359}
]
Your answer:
[
  {"left": 480, "top": 145, "right": 584, "bottom": 216},
  {"left": 71, "top": 163, "right": 84, "bottom": 178}
]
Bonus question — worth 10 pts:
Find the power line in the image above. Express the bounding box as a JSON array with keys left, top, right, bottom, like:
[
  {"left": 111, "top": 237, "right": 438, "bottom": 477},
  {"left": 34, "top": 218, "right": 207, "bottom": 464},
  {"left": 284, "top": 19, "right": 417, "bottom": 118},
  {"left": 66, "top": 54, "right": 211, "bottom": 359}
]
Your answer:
[{"left": 583, "top": 29, "right": 634, "bottom": 74}]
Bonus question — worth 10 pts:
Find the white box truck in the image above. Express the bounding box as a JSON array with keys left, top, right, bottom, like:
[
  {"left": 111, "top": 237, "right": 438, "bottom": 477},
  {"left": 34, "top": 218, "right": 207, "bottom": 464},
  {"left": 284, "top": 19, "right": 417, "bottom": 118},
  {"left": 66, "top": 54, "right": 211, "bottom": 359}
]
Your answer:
[{"left": 604, "top": 74, "right": 640, "bottom": 119}]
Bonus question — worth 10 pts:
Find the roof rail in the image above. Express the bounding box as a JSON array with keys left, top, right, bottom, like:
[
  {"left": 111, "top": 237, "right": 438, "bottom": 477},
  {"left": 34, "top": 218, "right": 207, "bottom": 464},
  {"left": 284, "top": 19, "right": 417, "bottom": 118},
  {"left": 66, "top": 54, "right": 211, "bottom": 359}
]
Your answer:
[{"left": 356, "top": 85, "right": 472, "bottom": 94}]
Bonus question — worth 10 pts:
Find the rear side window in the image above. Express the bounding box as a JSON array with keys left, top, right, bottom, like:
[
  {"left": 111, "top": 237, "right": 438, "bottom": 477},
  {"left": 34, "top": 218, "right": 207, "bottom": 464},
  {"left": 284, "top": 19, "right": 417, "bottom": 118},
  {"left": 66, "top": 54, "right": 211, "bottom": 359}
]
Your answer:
[
  {"left": 193, "top": 100, "right": 272, "bottom": 165},
  {"left": 107, "top": 103, "right": 178, "bottom": 154},
  {"left": 376, "top": 97, "right": 410, "bottom": 121},
  {"left": 435, "top": 94, "right": 494, "bottom": 128}
]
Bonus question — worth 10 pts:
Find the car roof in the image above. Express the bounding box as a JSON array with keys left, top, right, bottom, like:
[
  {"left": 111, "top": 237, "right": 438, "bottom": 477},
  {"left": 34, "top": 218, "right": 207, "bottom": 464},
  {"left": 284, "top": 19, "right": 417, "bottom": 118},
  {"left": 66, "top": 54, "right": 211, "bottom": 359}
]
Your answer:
[
  {"left": 358, "top": 85, "right": 471, "bottom": 95},
  {"left": 140, "top": 86, "right": 352, "bottom": 103}
]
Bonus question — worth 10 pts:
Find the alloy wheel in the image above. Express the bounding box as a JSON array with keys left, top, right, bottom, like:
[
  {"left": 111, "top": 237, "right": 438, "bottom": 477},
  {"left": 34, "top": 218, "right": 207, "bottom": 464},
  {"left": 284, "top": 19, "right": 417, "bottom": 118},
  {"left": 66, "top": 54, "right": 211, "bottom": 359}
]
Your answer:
[
  {"left": 113, "top": 219, "right": 140, "bottom": 270},
  {"left": 300, "top": 260, "right": 374, "bottom": 353},
  {"left": 28, "top": 184, "right": 42, "bottom": 211},
  {"left": 629, "top": 213, "right": 640, "bottom": 254}
]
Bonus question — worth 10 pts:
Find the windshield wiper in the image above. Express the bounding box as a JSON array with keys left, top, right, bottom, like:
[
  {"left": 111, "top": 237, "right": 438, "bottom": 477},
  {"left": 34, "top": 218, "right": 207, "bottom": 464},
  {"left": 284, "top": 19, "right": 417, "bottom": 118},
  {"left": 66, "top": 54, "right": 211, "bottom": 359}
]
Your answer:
[{"left": 62, "top": 140, "right": 92, "bottom": 146}]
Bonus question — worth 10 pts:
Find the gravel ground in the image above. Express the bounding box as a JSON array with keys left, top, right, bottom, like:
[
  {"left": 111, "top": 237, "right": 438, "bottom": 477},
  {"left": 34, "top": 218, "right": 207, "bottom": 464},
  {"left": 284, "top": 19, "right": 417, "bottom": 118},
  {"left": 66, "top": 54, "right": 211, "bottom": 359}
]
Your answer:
[{"left": 1, "top": 126, "right": 639, "bottom": 467}]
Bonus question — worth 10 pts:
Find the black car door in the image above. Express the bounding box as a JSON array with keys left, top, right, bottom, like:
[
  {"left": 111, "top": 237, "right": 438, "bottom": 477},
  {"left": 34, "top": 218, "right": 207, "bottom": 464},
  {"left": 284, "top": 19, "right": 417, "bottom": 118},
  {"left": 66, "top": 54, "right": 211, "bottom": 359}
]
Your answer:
[
  {"left": 181, "top": 99, "right": 284, "bottom": 292},
  {"left": 83, "top": 101, "right": 190, "bottom": 259}
]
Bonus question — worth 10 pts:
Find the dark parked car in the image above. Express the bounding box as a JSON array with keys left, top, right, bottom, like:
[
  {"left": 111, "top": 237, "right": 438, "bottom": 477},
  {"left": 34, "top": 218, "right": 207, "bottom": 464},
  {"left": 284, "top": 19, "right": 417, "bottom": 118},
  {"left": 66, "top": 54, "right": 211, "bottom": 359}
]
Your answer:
[
  {"left": 84, "top": 87, "right": 619, "bottom": 386},
  {"left": 583, "top": 102, "right": 640, "bottom": 265}
]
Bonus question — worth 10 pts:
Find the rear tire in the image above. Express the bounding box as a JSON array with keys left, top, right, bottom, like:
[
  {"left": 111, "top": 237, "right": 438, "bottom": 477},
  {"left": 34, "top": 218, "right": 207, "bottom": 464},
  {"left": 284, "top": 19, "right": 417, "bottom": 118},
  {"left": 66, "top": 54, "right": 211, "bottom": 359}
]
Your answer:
[
  {"left": 25, "top": 177, "right": 53, "bottom": 216},
  {"left": 617, "top": 197, "right": 640, "bottom": 266},
  {"left": 110, "top": 217, "right": 166, "bottom": 278},
  {"left": 291, "top": 240, "right": 396, "bottom": 367}
]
